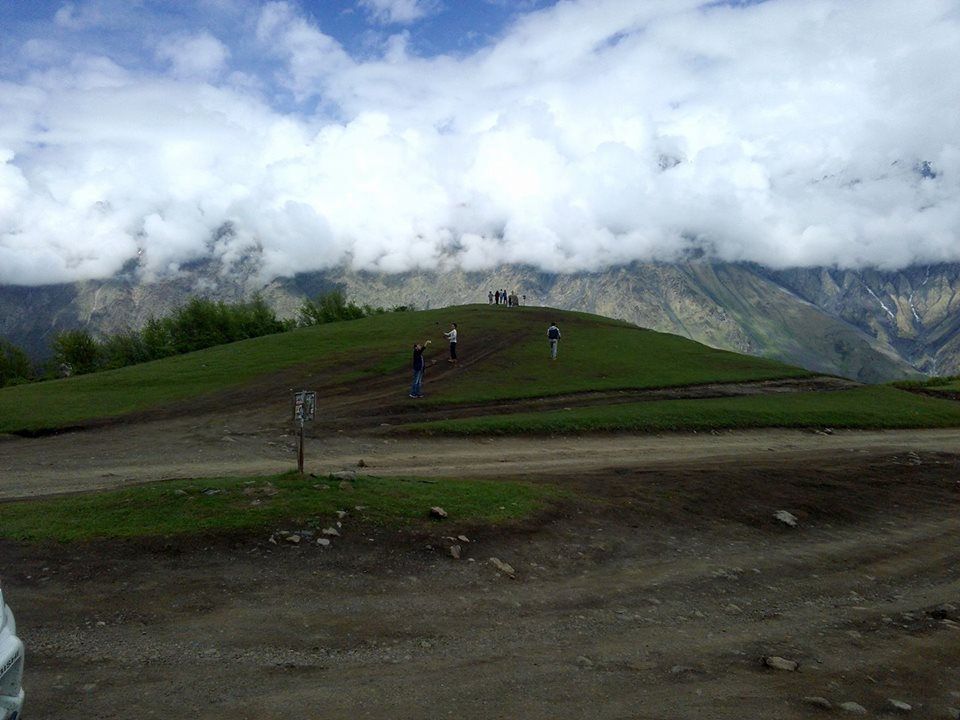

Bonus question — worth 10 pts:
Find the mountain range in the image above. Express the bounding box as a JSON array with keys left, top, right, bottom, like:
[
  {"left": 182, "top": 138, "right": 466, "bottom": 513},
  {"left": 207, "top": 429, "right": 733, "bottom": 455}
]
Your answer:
[{"left": 2, "top": 260, "right": 959, "bottom": 382}]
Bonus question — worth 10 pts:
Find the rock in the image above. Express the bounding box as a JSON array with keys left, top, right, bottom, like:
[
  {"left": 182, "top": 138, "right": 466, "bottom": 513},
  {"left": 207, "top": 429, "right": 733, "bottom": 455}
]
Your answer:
[
  {"left": 449, "top": 544, "right": 461, "bottom": 560},
  {"left": 457, "top": 534, "right": 470, "bottom": 543},
  {"left": 489, "top": 557, "right": 516, "bottom": 578},
  {"left": 774, "top": 510, "right": 798, "bottom": 527},
  {"left": 317, "top": 538, "right": 331, "bottom": 547},
  {"left": 670, "top": 665, "right": 697, "bottom": 675},
  {"left": 338, "top": 481, "right": 354, "bottom": 491},
  {"left": 575, "top": 655, "right": 594, "bottom": 668},
  {"left": 839, "top": 702, "right": 868, "bottom": 714},
  {"left": 336, "top": 510, "right": 348, "bottom": 519},
  {"left": 285, "top": 534, "right": 301, "bottom": 544},
  {"left": 724, "top": 603, "right": 742, "bottom": 614},
  {"left": 430, "top": 506, "right": 448, "bottom": 519},
  {"left": 174, "top": 489, "right": 188, "bottom": 496},
  {"left": 357, "top": 459, "right": 367, "bottom": 467},
  {"left": 803, "top": 697, "right": 833, "bottom": 710},
  {"left": 268, "top": 535, "right": 277, "bottom": 545},
  {"left": 333, "top": 470, "right": 357, "bottom": 480},
  {"left": 322, "top": 527, "right": 340, "bottom": 537},
  {"left": 888, "top": 699, "right": 912, "bottom": 712},
  {"left": 762, "top": 656, "right": 799, "bottom": 671}
]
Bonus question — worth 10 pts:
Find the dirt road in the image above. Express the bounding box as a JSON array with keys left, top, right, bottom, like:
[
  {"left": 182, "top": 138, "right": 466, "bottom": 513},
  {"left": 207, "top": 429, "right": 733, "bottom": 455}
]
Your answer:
[{"left": 2, "top": 383, "right": 960, "bottom": 718}]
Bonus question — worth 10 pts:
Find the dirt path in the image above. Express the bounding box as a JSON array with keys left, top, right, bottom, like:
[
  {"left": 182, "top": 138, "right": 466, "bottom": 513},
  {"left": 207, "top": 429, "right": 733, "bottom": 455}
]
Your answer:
[
  {"left": 5, "top": 445, "right": 960, "bottom": 719},
  {"left": 2, "top": 417, "right": 959, "bottom": 499}
]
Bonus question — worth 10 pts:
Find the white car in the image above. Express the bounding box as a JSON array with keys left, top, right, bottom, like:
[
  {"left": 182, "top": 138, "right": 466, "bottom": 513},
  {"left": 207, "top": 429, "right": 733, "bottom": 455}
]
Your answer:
[{"left": 0, "top": 584, "right": 24, "bottom": 720}]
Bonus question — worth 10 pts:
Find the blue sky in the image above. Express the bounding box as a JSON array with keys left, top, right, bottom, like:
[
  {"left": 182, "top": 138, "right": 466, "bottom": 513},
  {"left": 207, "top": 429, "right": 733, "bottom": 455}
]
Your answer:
[{"left": 0, "top": 0, "right": 957, "bottom": 284}]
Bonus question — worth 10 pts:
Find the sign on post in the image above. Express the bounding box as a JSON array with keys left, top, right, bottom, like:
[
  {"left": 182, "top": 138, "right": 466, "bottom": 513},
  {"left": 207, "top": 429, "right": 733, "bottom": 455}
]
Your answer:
[{"left": 293, "top": 390, "right": 316, "bottom": 474}]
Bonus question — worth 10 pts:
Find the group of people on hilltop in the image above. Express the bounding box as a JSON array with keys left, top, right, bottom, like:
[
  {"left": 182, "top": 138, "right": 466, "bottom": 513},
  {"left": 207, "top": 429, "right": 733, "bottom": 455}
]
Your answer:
[
  {"left": 489, "top": 289, "right": 524, "bottom": 306},
  {"left": 410, "top": 319, "right": 561, "bottom": 398}
]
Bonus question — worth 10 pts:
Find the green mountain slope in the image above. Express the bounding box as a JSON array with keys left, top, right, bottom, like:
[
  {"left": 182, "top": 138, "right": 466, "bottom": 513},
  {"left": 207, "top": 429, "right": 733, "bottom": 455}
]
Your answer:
[{"left": 0, "top": 305, "right": 808, "bottom": 434}]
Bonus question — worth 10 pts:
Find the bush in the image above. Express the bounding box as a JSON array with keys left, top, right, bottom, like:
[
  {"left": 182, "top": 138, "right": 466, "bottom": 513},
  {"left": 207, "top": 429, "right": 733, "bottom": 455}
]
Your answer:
[
  {"left": 298, "top": 290, "right": 370, "bottom": 326},
  {"left": 0, "top": 338, "right": 32, "bottom": 387},
  {"left": 52, "top": 330, "right": 102, "bottom": 375}
]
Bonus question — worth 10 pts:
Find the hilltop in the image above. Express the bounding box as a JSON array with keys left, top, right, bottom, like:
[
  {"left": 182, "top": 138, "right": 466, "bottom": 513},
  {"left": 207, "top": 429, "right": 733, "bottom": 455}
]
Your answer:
[{"left": 2, "top": 304, "right": 960, "bottom": 440}]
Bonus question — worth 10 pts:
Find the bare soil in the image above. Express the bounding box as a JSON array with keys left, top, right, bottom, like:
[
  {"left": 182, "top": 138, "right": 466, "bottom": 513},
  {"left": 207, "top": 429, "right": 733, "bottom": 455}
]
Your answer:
[{"left": 2, "top": 373, "right": 960, "bottom": 718}]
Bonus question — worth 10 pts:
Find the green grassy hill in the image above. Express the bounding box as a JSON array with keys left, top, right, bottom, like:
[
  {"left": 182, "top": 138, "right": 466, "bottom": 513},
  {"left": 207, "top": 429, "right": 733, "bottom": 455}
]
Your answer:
[{"left": 2, "top": 304, "right": 959, "bottom": 435}]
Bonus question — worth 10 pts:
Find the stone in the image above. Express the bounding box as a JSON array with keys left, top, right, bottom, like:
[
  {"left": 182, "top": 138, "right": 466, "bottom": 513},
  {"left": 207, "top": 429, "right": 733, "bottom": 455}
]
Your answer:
[
  {"left": 317, "top": 538, "right": 331, "bottom": 547},
  {"left": 489, "top": 557, "right": 516, "bottom": 578},
  {"left": 725, "top": 604, "right": 742, "bottom": 613},
  {"left": 339, "top": 481, "right": 354, "bottom": 491},
  {"left": 774, "top": 510, "right": 798, "bottom": 527},
  {"left": 888, "top": 699, "right": 912, "bottom": 712},
  {"left": 839, "top": 702, "right": 868, "bottom": 714},
  {"left": 430, "top": 506, "right": 449, "bottom": 519},
  {"left": 336, "top": 510, "right": 348, "bottom": 519},
  {"left": 449, "top": 544, "right": 462, "bottom": 560},
  {"left": 322, "top": 527, "right": 340, "bottom": 537},
  {"left": 458, "top": 534, "right": 470, "bottom": 543},
  {"left": 285, "top": 534, "right": 301, "bottom": 544},
  {"left": 762, "top": 656, "right": 799, "bottom": 671},
  {"left": 575, "top": 655, "right": 594, "bottom": 668},
  {"left": 333, "top": 470, "right": 357, "bottom": 480},
  {"left": 357, "top": 459, "right": 367, "bottom": 468},
  {"left": 803, "top": 697, "right": 833, "bottom": 710}
]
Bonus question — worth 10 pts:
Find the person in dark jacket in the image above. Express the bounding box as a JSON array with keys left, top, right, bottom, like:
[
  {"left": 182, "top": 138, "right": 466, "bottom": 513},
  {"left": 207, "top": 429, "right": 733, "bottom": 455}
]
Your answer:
[{"left": 409, "top": 339, "right": 432, "bottom": 397}]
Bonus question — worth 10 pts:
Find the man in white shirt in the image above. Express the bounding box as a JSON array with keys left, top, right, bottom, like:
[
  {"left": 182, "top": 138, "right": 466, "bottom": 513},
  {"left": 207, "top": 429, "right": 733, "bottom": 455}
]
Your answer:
[{"left": 443, "top": 323, "right": 458, "bottom": 364}]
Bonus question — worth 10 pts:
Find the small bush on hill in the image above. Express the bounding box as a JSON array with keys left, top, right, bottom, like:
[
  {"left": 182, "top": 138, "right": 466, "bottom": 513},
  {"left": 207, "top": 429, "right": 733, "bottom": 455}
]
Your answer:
[
  {"left": 0, "top": 338, "right": 32, "bottom": 387},
  {"left": 298, "top": 289, "right": 369, "bottom": 326}
]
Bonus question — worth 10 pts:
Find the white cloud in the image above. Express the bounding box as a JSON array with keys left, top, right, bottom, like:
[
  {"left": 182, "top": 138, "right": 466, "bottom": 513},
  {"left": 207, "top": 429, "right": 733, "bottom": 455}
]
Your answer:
[
  {"left": 358, "top": 0, "right": 440, "bottom": 25},
  {"left": 1, "top": 0, "right": 960, "bottom": 285},
  {"left": 155, "top": 32, "right": 230, "bottom": 80}
]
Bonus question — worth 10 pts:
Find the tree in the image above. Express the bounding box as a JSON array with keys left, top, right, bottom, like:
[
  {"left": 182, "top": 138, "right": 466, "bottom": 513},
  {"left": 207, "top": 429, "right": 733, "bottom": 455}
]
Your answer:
[
  {"left": 51, "top": 329, "right": 102, "bottom": 375},
  {"left": 0, "top": 338, "right": 32, "bottom": 387},
  {"left": 298, "top": 290, "right": 367, "bottom": 326}
]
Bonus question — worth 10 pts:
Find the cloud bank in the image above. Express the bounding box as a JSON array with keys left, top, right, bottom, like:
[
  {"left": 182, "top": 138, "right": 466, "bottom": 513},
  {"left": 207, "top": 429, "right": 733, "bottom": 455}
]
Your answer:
[{"left": 1, "top": 0, "right": 959, "bottom": 285}]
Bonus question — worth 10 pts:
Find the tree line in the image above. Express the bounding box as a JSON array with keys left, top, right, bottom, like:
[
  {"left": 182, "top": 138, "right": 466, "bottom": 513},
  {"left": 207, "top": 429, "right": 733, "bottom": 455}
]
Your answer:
[{"left": 0, "top": 290, "right": 406, "bottom": 387}]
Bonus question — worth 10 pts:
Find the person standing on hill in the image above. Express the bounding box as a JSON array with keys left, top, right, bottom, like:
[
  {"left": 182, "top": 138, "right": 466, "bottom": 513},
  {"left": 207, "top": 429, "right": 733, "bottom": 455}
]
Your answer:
[
  {"left": 547, "top": 321, "right": 561, "bottom": 360},
  {"left": 444, "top": 322, "right": 458, "bottom": 364},
  {"left": 410, "top": 339, "right": 432, "bottom": 398},
  {"left": 488, "top": 290, "right": 494, "bottom": 304},
  {"left": 494, "top": 290, "right": 500, "bottom": 305}
]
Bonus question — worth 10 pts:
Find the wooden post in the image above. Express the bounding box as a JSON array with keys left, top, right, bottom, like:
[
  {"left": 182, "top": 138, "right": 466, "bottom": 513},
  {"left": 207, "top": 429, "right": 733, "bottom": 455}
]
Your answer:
[{"left": 297, "top": 420, "right": 305, "bottom": 475}]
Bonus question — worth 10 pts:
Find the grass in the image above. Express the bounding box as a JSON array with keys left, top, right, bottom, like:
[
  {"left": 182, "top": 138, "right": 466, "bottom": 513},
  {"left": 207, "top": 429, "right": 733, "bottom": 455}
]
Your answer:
[
  {"left": 894, "top": 375, "right": 960, "bottom": 393},
  {"left": 0, "top": 472, "right": 562, "bottom": 542},
  {"left": 404, "top": 386, "right": 960, "bottom": 435},
  {"left": 0, "top": 305, "right": 809, "bottom": 433}
]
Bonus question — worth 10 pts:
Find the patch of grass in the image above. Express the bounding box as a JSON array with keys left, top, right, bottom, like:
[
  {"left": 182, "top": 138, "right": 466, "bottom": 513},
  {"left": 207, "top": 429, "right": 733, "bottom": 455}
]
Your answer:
[
  {"left": 0, "top": 305, "right": 810, "bottom": 433},
  {"left": 0, "top": 472, "right": 561, "bottom": 542},
  {"left": 426, "top": 309, "right": 810, "bottom": 404},
  {"left": 405, "top": 386, "right": 960, "bottom": 435},
  {"left": 894, "top": 376, "right": 960, "bottom": 393}
]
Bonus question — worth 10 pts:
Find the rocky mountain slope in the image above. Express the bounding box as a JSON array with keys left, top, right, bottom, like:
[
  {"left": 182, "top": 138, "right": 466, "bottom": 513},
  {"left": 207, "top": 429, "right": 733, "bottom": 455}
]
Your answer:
[{"left": 3, "top": 261, "right": 959, "bottom": 382}]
